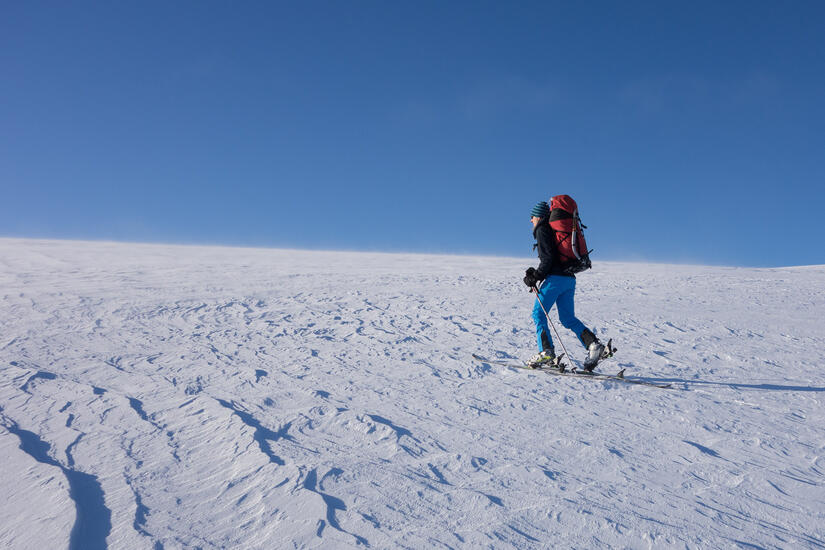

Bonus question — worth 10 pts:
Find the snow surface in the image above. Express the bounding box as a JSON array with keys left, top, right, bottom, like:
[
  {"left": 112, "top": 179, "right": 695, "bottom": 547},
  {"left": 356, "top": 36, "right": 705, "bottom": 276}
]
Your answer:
[{"left": 1, "top": 238, "right": 824, "bottom": 549}]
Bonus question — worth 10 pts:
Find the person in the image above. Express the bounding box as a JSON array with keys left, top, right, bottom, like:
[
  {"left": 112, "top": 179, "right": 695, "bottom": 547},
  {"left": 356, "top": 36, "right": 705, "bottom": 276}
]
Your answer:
[{"left": 523, "top": 200, "right": 604, "bottom": 371}]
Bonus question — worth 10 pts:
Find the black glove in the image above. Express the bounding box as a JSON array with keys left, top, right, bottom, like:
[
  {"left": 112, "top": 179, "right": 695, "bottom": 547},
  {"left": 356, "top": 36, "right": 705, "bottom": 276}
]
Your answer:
[{"left": 523, "top": 267, "right": 539, "bottom": 289}]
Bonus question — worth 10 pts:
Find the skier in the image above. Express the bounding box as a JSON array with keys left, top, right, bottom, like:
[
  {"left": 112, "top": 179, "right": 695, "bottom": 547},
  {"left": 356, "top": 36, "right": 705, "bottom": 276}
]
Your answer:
[{"left": 523, "top": 200, "right": 604, "bottom": 371}]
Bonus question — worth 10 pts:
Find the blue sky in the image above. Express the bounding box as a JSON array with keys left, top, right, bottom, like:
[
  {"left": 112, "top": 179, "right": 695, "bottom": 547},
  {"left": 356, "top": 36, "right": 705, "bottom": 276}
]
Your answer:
[{"left": 2, "top": 1, "right": 824, "bottom": 266}]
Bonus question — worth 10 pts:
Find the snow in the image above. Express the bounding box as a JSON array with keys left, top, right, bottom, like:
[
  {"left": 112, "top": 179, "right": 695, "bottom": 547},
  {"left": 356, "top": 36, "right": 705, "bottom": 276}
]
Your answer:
[{"left": 1, "top": 237, "right": 824, "bottom": 549}]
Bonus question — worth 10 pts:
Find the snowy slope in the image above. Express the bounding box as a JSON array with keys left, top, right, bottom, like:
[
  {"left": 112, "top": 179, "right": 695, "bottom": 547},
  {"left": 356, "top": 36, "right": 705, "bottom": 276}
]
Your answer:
[{"left": 1, "top": 238, "right": 824, "bottom": 549}]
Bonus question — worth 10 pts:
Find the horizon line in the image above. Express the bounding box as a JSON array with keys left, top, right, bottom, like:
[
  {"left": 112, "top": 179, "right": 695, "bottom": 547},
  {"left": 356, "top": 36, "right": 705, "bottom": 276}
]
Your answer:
[{"left": 1, "top": 235, "right": 821, "bottom": 271}]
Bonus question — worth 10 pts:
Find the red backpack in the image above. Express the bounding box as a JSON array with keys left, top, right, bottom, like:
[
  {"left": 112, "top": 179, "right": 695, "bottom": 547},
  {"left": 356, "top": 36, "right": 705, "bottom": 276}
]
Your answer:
[{"left": 548, "top": 194, "right": 592, "bottom": 274}]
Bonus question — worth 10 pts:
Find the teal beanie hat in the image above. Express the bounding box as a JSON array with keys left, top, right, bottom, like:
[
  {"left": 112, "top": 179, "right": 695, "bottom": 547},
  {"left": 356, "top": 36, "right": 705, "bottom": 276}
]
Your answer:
[{"left": 531, "top": 201, "right": 550, "bottom": 218}]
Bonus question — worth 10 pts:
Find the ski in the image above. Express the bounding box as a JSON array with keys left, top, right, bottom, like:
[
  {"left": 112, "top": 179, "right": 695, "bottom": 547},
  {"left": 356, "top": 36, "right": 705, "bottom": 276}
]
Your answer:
[{"left": 471, "top": 353, "right": 673, "bottom": 389}]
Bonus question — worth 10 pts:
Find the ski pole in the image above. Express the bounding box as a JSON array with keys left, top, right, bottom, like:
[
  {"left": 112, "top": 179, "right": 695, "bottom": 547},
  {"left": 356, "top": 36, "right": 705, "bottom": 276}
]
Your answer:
[{"left": 532, "top": 285, "right": 574, "bottom": 367}]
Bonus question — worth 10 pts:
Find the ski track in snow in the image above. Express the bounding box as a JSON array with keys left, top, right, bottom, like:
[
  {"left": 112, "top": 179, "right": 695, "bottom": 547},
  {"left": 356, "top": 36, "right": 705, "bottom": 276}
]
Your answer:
[{"left": 1, "top": 238, "right": 824, "bottom": 549}]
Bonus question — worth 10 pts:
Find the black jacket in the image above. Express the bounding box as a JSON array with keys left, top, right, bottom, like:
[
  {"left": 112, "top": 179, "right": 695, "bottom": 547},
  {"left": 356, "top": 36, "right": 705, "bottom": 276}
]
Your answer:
[{"left": 533, "top": 218, "right": 574, "bottom": 280}]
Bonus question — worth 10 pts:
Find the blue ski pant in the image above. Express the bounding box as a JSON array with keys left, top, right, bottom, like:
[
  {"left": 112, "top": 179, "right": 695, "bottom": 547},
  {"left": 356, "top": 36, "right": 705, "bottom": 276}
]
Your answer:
[{"left": 532, "top": 275, "right": 588, "bottom": 352}]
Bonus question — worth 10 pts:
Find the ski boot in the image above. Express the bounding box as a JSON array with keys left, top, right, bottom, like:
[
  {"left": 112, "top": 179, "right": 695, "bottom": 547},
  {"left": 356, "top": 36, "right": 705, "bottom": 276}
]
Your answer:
[
  {"left": 527, "top": 350, "right": 556, "bottom": 369},
  {"left": 582, "top": 341, "right": 605, "bottom": 372},
  {"left": 581, "top": 338, "right": 617, "bottom": 372}
]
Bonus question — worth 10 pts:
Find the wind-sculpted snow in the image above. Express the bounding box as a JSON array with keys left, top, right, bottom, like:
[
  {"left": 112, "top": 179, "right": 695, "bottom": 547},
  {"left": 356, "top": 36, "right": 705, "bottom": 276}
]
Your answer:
[
  {"left": 1, "top": 238, "right": 824, "bottom": 549},
  {"left": 0, "top": 411, "right": 111, "bottom": 550}
]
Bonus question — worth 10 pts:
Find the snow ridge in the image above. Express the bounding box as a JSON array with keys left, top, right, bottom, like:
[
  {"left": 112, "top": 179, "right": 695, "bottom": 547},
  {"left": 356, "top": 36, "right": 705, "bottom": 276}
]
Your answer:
[{"left": 0, "top": 407, "right": 112, "bottom": 550}]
